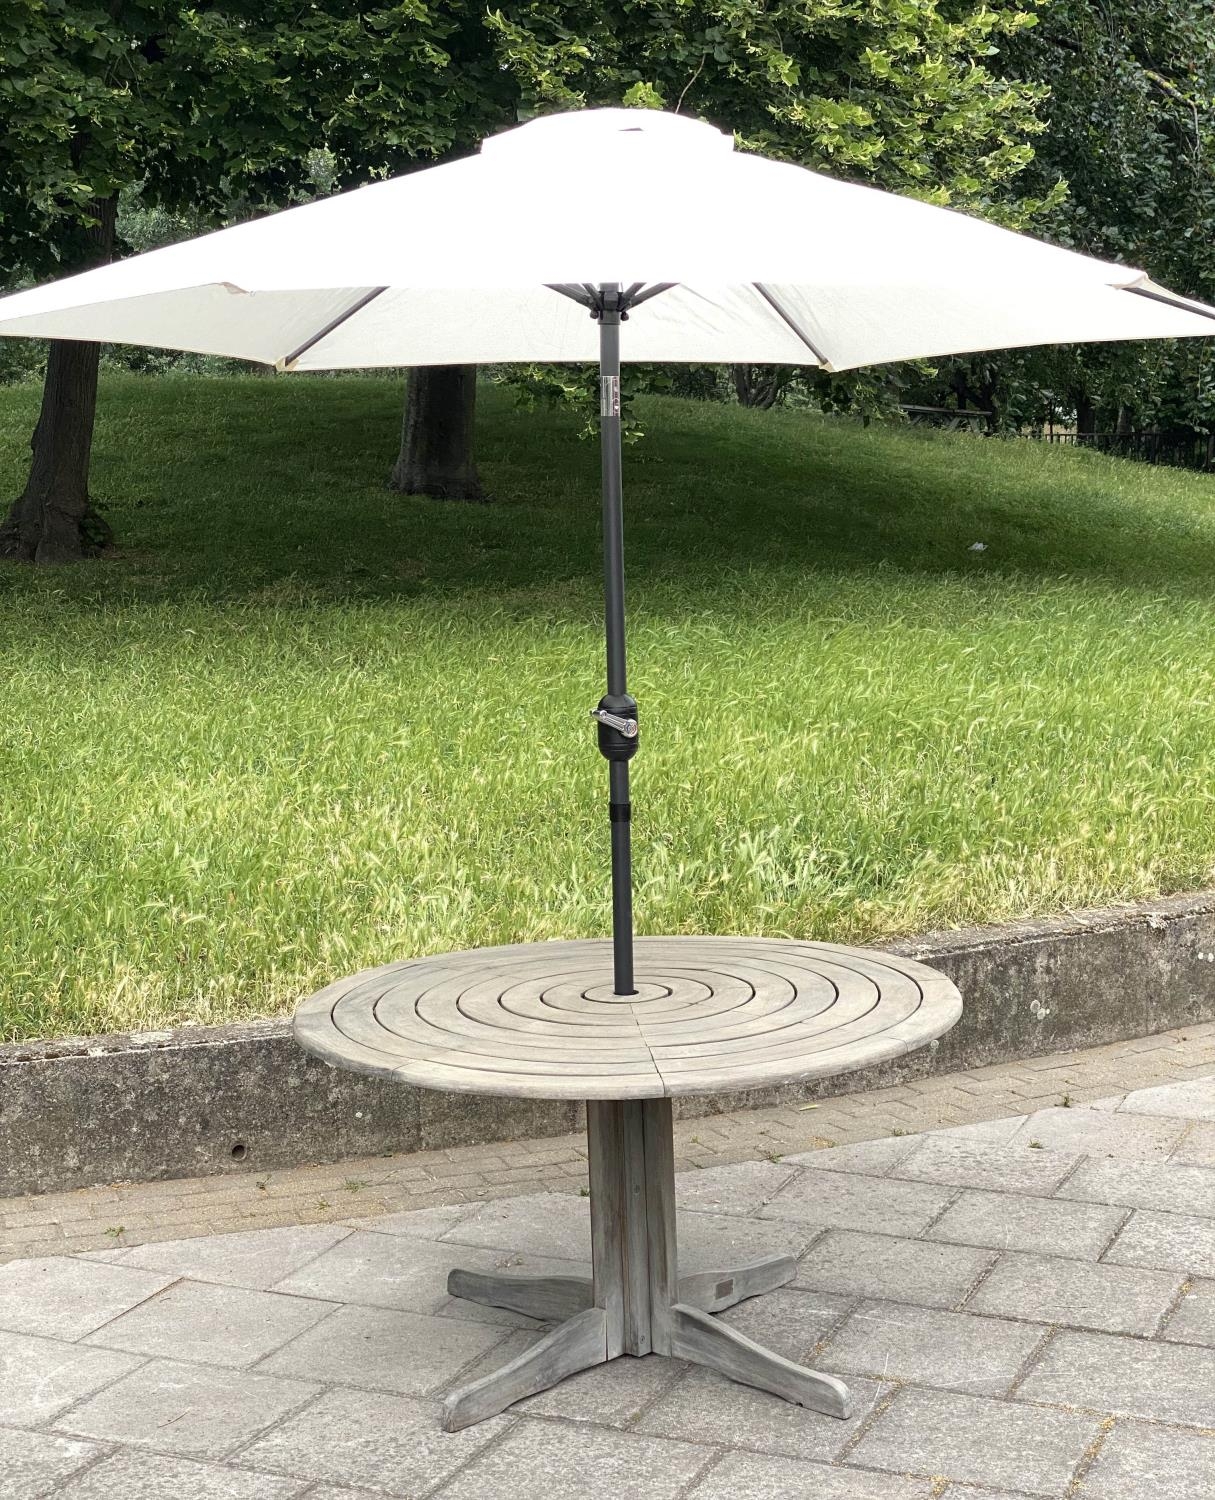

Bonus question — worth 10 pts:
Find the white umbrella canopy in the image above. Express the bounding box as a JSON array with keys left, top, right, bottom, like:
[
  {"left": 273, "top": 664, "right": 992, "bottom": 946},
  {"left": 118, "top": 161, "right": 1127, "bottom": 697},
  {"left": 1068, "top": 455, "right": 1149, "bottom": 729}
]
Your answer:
[
  {"left": 7, "top": 105, "right": 1215, "bottom": 999},
  {"left": 1, "top": 106, "right": 1214, "bottom": 370}
]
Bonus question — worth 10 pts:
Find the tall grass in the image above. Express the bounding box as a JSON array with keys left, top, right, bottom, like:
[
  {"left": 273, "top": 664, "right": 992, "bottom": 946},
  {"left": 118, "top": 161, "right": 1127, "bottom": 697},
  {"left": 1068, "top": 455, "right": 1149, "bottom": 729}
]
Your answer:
[{"left": 3, "top": 373, "right": 1215, "bottom": 1040}]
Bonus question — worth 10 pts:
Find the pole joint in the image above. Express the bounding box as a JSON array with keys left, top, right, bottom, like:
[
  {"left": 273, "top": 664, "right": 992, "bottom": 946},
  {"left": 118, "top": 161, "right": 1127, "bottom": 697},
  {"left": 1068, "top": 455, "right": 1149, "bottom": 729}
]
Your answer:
[
  {"left": 592, "top": 695, "right": 639, "bottom": 761},
  {"left": 588, "top": 285, "right": 626, "bottom": 323}
]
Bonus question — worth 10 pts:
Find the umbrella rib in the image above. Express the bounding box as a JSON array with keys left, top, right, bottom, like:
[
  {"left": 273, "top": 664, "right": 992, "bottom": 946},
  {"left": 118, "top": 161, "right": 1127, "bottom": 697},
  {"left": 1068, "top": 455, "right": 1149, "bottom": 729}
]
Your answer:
[
  {"left": 281, "top": 286, "right": 389, "bottom": 368},
  {"left": 626, "top": 283, "right": 676, "bottom": 310},
  {"left": 546, "top": 284, "right": 598, "bottom": 309},
  {"left": 1123, "top": 284, "right": 1215, "bottom": 323},
  {"left": 753, "top": 284, "right": 828, "bottom": 365}
]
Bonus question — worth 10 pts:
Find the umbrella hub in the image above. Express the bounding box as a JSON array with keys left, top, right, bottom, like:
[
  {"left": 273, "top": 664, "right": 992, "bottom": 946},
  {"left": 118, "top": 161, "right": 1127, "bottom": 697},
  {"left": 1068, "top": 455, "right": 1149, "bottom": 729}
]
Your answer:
[{"left": 481, "top": 107, "right": 733, "bottom": 162}]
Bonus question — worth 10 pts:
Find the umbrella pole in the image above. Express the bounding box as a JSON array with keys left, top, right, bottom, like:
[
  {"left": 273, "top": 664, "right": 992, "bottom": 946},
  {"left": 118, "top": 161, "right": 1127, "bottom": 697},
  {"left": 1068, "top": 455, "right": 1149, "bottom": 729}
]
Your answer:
[{"left": 593, "top": 284, "right": 639, "bottom": 996}]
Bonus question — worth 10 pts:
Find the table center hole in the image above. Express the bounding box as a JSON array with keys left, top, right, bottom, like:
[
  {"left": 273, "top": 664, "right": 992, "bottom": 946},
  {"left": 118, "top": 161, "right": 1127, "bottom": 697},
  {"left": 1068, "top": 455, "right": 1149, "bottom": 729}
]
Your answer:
[{"left": 581, "top": 980, "right": 672, "bottom": 1004}]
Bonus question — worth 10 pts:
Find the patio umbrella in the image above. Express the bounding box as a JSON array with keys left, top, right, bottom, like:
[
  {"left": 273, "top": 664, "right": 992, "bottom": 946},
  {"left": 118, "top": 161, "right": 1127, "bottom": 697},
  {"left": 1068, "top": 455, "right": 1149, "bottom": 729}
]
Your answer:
[{"left": 3, "top": 106, "right": 1215, "bottom": 996}]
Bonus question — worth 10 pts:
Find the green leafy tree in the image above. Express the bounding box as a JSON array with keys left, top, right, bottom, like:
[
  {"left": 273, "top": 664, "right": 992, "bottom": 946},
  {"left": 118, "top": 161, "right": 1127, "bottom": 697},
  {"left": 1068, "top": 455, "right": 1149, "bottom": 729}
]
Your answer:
[
  {"left": 921, "top": 0, "right": 1215, "bottom": 434},
  {"left": 0, "top": 1, "right": 498, "bottom": 562}
]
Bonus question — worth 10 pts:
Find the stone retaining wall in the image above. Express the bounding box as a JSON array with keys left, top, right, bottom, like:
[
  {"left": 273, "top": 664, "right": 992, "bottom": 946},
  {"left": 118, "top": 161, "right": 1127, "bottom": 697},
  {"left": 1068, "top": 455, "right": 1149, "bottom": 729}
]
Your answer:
[{"left": 3, "top": 888, "right": 1214, "bottom": 1196}]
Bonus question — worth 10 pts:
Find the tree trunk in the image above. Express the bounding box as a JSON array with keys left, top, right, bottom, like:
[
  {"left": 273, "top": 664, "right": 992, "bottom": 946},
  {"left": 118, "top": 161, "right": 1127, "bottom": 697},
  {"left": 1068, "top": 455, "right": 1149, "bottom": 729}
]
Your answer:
[
  {"left": 731, "top": 364, "right": 782, "bottom": 410},
  {"left": 389, "top": 365, "right": 484, "bottom": 500},
  {"left": 0, "top": 194, "right": 117, "bottom": 565},
  {"left": 1073, "top": 391, "right": 1096, "bottom": 439}
]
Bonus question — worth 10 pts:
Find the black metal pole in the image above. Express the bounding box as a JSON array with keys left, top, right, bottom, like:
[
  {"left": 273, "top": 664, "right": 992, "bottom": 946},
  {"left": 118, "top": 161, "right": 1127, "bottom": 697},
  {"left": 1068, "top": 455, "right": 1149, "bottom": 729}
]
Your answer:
[{"left": 595, "top": 284, "right": 638, "bottom": 995}]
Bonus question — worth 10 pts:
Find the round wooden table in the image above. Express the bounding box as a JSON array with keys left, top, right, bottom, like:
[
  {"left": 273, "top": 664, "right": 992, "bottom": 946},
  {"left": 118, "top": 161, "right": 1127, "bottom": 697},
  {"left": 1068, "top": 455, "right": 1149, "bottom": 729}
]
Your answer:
[{"left": 295, "top": 936, "right": 962, "bottom": 1430}]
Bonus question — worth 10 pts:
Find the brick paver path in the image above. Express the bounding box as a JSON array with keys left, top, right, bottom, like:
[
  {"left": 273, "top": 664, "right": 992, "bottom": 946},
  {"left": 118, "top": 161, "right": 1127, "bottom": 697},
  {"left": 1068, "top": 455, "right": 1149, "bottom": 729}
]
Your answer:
[
  {"left": 1, "top": 1025, "right": 1214, "bottom": 1496},
  {"left": 3, "top": 1018, "right": 1213, "bottom": 1263}
]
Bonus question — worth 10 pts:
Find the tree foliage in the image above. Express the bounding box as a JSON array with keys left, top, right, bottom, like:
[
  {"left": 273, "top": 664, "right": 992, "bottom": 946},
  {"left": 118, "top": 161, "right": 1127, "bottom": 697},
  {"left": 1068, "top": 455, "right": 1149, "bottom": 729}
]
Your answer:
[
  {"left": 0, "top": 2, "right": 513, "bottom": 558},
  {"left": 0, "top": 1, "right": 493, "bottom": 284},
  {"left": 915, "top": 0, "right": 1215, "bottom": 432},
  {"left": 489, "top": 0, "right": 1050, "bottom": 206}
]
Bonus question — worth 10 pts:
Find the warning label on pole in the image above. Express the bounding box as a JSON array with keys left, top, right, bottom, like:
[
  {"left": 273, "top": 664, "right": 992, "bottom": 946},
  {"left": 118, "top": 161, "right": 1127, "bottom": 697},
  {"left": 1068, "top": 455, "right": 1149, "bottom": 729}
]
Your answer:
[{"left": 600, "top": 375, "right": 620, "bottom": 418}]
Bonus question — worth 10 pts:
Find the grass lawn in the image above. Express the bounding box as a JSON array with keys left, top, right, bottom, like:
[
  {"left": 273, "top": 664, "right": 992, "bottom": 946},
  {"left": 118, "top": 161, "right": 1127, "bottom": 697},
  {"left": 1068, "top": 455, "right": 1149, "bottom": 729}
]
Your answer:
[{"left": 4, "top": 372, "right": 1215, "bottom": 1042}]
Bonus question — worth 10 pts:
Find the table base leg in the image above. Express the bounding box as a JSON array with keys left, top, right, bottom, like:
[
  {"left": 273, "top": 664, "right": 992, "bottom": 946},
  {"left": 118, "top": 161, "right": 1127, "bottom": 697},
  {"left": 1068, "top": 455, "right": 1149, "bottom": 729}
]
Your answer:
[
  {"left": 447, "top": 1268, "right": 593, "bottom": 1322},
  {"left": 670, "top": 1302, "right": 852, "bottom": 1417},
  {"left": 442, "top": 1099, "right": 850, "bottom": 1429},
  {"left": 441, "top": 1305, "right": 608, "bottom": 1431},
  {"left": 677, "top": 1253, "right": 797, "bottom": 1313},
  {"left": 445, "top": 1253, "right": 795, "bottom": 1324}
]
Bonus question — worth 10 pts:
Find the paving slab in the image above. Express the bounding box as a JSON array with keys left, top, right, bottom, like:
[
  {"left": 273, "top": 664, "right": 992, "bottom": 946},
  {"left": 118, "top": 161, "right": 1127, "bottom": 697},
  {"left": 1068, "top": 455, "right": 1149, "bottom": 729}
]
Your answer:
[
  {"left": 927, "top": 1189, "right": 1126, "bottom": 1260},
  {"left": 435, "top": 1417, "right": 710, "bottom": 1500},
  {"left": 686, "top": 1451, "right": 936, "bottom": 1499},
  {"left": 113, "top": 1224, "right": 353, "bottom": 1289},
  {"left": 1168, "top": 1121, "right": 1215, "bottom": 1166},
  {"left": 0, "top": 1329, "right": 144, "bottom": 1427},
  {"left": 0, "top": 1425, "right": 101, "bottom": 1500},
  {"left": 782, "top": 1136, "right": 922, "bottom": 1175},
  {"left": 758, "top": 1169, "right": 955, "bottom": 1236},
  {"left": 1007, "top": 1108, "right": 1186, "bottom": 1160},
  {"left": 53, "top": 1357, "right": 318, "bottom": 1459},
  {"left": 270, "top": 1229, "right": 587, "bottom": 1315},
  {"left": 1102, "top": 1208, "right": 1215, "bottom": 1277},
  {"left": 518, "top": 1348, "right": 685, "bottom": 1425},
  {"left": 965, "top": 1252, "right": 1184, "bottom": 1336},
  {"left": 819, "top": 1300, "right": 1047, "bottom": 1396},
  {"left": 84, "top": 1279, "right": 336, "bottom": 1368},
  {"left": 849, "top": 1385, "right": 1101, "bottom": 1496},
  {"left": 794, "top": 1229, "right": 994, "bottom": 1310},
  {"left": 298, "top": 1490, "right": 389, "bottom": 1500},
  {"left": 1161, "top": 1277, "right": 1215, "bottom": 1346},
  {"left": 636, "top": 1366, "right": 888, "bottom": 1462},
  {"left": 1117, "top": 1076, "right": 1215, "bottom": 1121},
  {"left": 0, "top": 1257, "right": 174, "bottom": 1341},
  {"left": 938, "top": 1490, "right": 1025, "bottom": 1499},
  {"left": 674, "top": 1159, "right": 796, "bottom": 1214},
  {"left": 1015, "top": 1329, "right": 1215, "bottom": 1427},
  {"left": 431, "top": 1289, "right": 542, "bottom": 1331},
  {"left": 931, "top": 1116, "right": 1027, "bottom": 1143},
  {"left": 254, "top": 1303, "right": 510, "bottom": 1395},
  {"left": 54, "top": 1450, "right": 309, "bottom": 1498},
  {"left": 891, "top": 1137, "right": 1079, "bottom": 1196},
  {"left": 236, "top": 1387, "right": 508, "bottom": 1496},
  {"left": 346, "top": 1205, "right": 473, "bottom": 1240},
  {"left": 438, "top": 1192, "right": 591, "bottom": 1260},
  {"left": 1079, "top": 1419, "right": 1215, "bottom": 1500},
  {"left": 1053, "top": 1157, "right": 1215, "bottom": 1217},
  {"left": 718, "top": 1287, "right": 853, "bottom": 1364}
]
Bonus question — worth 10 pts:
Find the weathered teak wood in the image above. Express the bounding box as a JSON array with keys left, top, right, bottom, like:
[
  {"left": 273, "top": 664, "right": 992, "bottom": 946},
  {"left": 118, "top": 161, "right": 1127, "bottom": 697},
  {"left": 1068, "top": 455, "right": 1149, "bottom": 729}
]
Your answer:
[
  {"left": 668, "top": 1302, "right": 853, "bottom": 1418},
  {"left": 296, "top": 935, "right": 962, "bottom": 1428},
  {"left": 441, "top": 1305, "right": 609, "bottom": 1432},
  {"left": 678, "top": 1254, "right": 797, "bottom": 1313},
  {"left": 446, "top": 1268, "right": 592, "bottom": 1322},
  {"left": 443, "top": 1257, "right": 794, "bottom": 1324},
  {"left": 293, "top": 936, "right": 962, "bottom": 1100},
  {"left": 642, "top": 1097, "right": 677, "bottom": 1354},
  {"left": 587, "top": 1101, "right": 627, "bottom": 1357},
  {"left": 443, "top": 1099, "right": 854, "bottom": 1426}
]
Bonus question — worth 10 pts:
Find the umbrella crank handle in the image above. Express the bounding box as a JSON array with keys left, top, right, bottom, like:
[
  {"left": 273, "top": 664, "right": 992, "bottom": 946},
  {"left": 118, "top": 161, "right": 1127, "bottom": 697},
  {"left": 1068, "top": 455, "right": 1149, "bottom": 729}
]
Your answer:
[
  {"left": 590, "top": 708, "right": 638, "bottom": 738},
  {"left": 590, "top": 695, "right": 640, "bottom": 762}
]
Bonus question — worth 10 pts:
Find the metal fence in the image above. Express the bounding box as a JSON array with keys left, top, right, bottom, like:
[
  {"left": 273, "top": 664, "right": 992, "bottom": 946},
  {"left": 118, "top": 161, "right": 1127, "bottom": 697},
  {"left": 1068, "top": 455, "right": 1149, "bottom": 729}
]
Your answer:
[{"left": 1036, "top": 429, "right": 1215, "bottom": 472}]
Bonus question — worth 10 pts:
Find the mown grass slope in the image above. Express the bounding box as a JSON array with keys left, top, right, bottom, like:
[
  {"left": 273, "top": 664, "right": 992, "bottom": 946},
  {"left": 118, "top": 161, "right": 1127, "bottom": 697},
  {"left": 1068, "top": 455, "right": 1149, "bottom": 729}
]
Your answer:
[{"left": 3, "top": 372, "right": 1215, "bottom": 1040}]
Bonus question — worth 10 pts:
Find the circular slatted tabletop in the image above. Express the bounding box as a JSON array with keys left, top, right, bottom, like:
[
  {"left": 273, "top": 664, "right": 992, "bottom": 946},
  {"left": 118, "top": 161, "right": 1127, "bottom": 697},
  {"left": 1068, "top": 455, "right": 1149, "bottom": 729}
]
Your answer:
[{"left": 294, "top": 937, "right": 962, "bottom": 1099}]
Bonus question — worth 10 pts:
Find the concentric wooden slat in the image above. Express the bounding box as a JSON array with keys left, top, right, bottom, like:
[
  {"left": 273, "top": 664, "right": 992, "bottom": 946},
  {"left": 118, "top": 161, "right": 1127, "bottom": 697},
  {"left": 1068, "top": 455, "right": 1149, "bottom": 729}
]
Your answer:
[{"left": 293, "top": 937, "right": 962, "bottom": 1099}]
